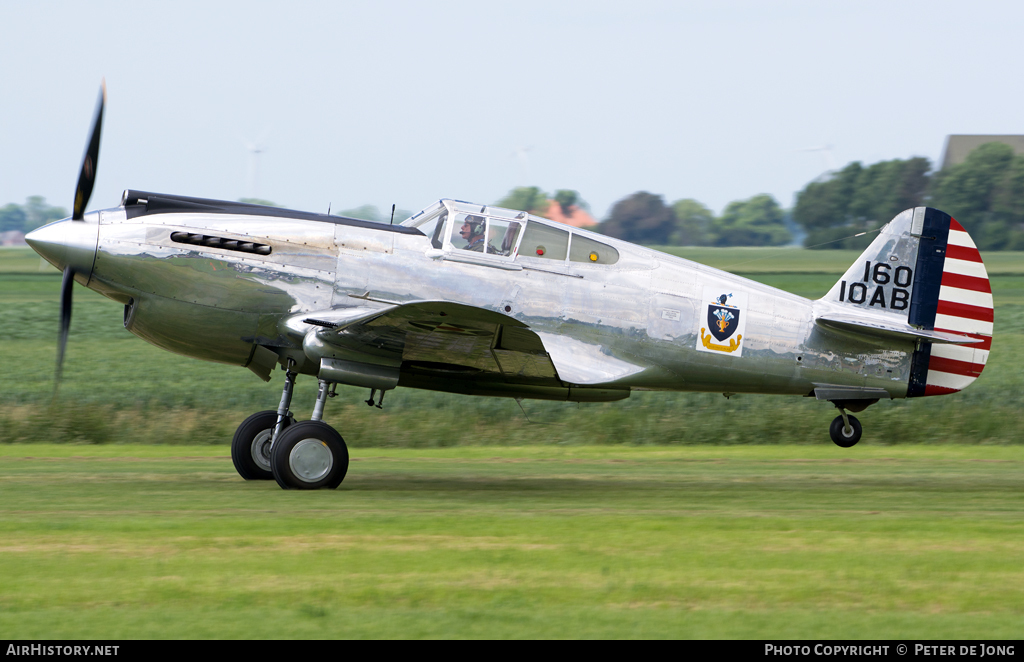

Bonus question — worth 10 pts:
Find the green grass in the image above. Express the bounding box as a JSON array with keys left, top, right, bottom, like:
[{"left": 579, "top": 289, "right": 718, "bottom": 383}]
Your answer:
[
  {"left": 651, "top": 246, "right": 865, "bottom": 273},
  {"left": 2, "top": 247, "right": 1023, "bottom": 447},
  {"left": 0, "top": 444, "right": 1021, "bottom": 638},
  {"left": 0, "top": 247, "right": 59, "bottom": 274},
  {"left": 2, "top": 247, "right": 1023, "bottom": 638}
]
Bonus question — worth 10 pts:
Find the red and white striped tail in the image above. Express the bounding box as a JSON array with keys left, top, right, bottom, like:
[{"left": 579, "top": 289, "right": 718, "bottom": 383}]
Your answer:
[{"left": 921, "top": 218, "right": 993, "bottom": 396}]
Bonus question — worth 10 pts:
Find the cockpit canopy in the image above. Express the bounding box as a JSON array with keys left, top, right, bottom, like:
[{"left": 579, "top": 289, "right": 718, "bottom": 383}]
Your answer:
[{"left": 401, "top": 199, "right": 618, "bottom": 265}]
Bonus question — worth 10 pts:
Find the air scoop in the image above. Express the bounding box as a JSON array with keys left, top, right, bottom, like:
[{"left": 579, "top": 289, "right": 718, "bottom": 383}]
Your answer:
[{"left": 25, "top": 216, "right": 100, "bottom": 282}]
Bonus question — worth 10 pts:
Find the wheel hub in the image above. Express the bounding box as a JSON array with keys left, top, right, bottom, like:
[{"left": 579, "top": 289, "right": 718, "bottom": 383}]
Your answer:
[
  {"left": 289, "top": 438, "right": 334, "bottom": 483},
  {"left": 250, "top": 429, "right": 274, "bottom": 471}
]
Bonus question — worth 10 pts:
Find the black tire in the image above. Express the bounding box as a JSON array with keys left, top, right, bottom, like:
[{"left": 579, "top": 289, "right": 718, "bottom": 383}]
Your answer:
[
  {"left": 829, "top": 414, "right": 862, "bottom": 448},
  {"left": 231, "top": 410, "right": 294, "bottom": 480},
  {"left": 270, "top": 421, "right": 349, "bottom": 490}
]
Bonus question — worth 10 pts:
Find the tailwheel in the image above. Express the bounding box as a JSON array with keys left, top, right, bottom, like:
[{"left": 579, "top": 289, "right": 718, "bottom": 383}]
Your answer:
[
  {"left": 829, "top": 413, "right": 862, "bottom": 448},
  {"left": 270, "top": 420, "right": 349, "bottom": 490},
  {"left": 231, "top": 410, "right": 295, "bottom": 480}
]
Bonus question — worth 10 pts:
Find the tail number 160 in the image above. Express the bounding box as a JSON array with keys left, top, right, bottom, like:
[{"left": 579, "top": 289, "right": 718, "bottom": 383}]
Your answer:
[{"left": 838, "top": 261, "right": 912, "bottom": 310}]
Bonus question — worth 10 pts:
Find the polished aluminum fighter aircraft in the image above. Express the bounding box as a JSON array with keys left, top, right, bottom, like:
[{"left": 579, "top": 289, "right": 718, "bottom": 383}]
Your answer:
[{"left": 27, "top": 86, "right": 994, "bottom": 489}]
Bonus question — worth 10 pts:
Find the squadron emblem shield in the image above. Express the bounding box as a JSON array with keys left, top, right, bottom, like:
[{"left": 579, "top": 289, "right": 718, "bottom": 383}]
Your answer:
[
  {"left": 707, "top": 305, "right": 740, "bottom": 341},
  {"left": 696, "top": 288, "right": 748, "bottom": 356}
]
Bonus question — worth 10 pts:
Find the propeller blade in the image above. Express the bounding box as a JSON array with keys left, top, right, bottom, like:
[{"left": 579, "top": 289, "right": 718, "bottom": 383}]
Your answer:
[
  {"left": 55, "top": 266, "right": 75, "bottom": 389},
  {"left": 72, "top": 81, "right": 106, "bottom": 220}
]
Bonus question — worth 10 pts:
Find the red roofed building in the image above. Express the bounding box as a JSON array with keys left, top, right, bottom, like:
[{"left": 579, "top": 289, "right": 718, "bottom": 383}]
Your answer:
[
  {"left": 542, "top": 200, "right": 598, "bottom": 228},
  {"left": 0, "top": 231, "right": 26, "bottom": 246}
]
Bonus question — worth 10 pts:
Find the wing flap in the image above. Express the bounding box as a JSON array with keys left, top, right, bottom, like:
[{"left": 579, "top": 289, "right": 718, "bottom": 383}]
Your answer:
[
  {"left": 295, "top": 300, "right": 559, "bottom": 382},
  {"left": 533, "top": 332, "right": 645, "bottom": 385}
]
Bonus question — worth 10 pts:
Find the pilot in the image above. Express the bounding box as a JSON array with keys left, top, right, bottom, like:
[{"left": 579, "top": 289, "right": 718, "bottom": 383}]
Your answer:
[{"left": 459, "top": 215, "right": 487, "bottom": 252}]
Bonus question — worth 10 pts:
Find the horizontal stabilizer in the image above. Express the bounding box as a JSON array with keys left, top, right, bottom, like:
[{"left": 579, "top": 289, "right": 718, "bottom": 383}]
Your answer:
[{"left": 815, "top": 313, "right": 983, "bottom": 345}]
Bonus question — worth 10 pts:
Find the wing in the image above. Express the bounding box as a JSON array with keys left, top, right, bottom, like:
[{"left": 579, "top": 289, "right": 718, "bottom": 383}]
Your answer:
[{"left": 300, "top": 301, "right": 560, "bottom": 383}]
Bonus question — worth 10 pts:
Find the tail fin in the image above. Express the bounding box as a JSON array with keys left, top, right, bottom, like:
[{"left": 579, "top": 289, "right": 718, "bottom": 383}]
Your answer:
[{"left": 820, "top": 207, "right": 993, "bottom": 397}]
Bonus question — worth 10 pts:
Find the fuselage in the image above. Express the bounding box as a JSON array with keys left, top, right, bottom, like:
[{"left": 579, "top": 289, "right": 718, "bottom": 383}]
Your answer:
[{"left": 28, "top": 193, "right": 915, "bottom": 401}]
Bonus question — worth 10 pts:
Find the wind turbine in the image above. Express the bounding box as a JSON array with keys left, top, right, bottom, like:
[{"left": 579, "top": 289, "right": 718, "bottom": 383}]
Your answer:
[
  {"left": 511, "top": 145, "right": 533, "bottom": 184},
  {"left": 242, "top": 129, "right": 271, "bottom": 199},
  {"left": 798, "top": 144, "right": 837, "bottom": 174}
]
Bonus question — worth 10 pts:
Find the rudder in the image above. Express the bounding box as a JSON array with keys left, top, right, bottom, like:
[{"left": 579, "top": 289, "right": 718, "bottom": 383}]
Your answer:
[{"left": 908, "top": 211, "right": 992, "bottom": 396}]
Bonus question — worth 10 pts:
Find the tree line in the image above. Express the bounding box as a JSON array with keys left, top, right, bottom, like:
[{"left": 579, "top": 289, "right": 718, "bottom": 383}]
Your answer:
[
  {"left": 595, "top": 191, "right": 791, "bottom": 247},
  {"left": 4, "top": 142, "right": 1021, "bottom": 249},
  {"left": 507, "top": 142, "right": 1022, "bottom": 250},
  {"left": 595, "top": 142, "right": 1023, "bottom": 250},
  {"left": 795, "top": 142, "right": 1024, "bottom": 250},
  {"left": 0, "top": 197, "right": 68, "bottom": 234},
  {"left": 493, "top": 186, "right": 793, "bottom": 247}
]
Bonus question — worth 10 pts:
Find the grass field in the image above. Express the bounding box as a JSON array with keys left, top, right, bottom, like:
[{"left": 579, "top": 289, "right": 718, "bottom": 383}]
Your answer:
[
  {"left": 1, "top": 246, "right": 1023, "bottom": 447},
  {"left": 1, "top": 246, "right": 1023, "bottom": 638},
  {"left": 0, "top": 444, "right": 1022, "bottom": 638}
]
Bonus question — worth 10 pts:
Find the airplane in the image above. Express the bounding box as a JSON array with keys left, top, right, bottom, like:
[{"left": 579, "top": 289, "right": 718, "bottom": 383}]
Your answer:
[{"left": 25, "top": 85, "right": 994, "bottom": 490}]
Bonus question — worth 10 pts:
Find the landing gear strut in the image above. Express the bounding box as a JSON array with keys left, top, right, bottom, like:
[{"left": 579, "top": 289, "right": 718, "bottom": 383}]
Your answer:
[
  {"left": 270, "top": 379, "right": 349, "bottom": 490},
  {"left": 365, "top": 388, "right": 385, "bottom": 408}
]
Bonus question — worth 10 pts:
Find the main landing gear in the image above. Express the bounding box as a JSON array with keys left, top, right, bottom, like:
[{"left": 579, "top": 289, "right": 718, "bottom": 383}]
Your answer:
[{"left": 229, "top": 370, "right": 350, "bottom": 490}]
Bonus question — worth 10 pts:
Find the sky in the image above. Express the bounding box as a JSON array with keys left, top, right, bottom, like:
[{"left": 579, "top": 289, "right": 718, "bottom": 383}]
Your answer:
[{"left": 2, "top": 0, "right": 1022, "bottom": 220}]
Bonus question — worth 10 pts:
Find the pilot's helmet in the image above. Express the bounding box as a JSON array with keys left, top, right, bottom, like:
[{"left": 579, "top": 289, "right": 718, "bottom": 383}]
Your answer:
[{"left": 463, "top": 215, "right": 485, "bottom": 235}]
